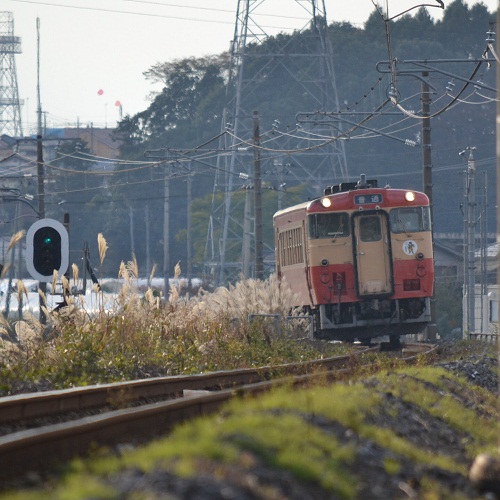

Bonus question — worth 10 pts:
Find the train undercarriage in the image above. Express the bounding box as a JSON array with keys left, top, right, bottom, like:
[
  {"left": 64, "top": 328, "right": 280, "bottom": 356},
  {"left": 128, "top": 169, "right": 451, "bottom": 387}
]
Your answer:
[{"left": 312, "top": 296, "right": 432, "bottom": 342}]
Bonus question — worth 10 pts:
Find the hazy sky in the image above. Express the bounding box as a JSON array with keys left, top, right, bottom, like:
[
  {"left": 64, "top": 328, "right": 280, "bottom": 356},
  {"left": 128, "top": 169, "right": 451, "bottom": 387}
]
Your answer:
[{"left": 2, "top": 0, "right": 497, "bottom": 134}]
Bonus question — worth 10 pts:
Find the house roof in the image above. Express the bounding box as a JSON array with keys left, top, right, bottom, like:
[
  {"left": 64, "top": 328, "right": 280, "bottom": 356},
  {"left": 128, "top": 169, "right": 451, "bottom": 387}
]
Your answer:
[
  {"left": 475, "top": 242, "right": 499, "bottom": 258},
  {"left": 434, "top": 239, "right": 462, "bottom": 258},
  {"left": 60, "top": 127, "right": 120, "bottom": 150}
]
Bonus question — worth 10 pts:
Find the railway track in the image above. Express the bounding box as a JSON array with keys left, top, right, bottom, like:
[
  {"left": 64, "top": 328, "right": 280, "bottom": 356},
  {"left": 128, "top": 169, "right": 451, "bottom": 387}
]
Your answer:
[{"left": 0, "top": 342, "right": 436, "bottom": 485}]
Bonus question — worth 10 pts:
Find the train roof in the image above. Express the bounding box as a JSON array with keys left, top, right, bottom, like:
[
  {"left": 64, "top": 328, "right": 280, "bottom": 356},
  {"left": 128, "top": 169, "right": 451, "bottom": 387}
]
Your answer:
[
  {"left": 273, "top": 180, "right": 429, "bottom": 220},
  {"left": 274, "top": 200, "right": 310, "bottom": 219}
]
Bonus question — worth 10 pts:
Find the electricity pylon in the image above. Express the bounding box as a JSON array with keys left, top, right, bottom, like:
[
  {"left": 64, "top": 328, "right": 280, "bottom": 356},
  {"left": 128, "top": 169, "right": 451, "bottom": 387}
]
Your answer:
[
  {"left": 0, "top": 12, "right": 23, "bottom": 137},
  {"left": 204, "top": 0, "right": 347, "bottom": 285}
]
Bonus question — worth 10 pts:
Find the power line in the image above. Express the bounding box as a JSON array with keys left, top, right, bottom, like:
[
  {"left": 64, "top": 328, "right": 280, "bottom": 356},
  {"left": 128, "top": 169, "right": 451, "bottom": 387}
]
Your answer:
[
  {"left": 6, "top": 0, "right": 306, "bottom": 29},
  {"left": 6, "top": 0, "right": 235, "bottom": 24},
  {"left": 121, "top": 0, "right": 308, "bottom": 21}
]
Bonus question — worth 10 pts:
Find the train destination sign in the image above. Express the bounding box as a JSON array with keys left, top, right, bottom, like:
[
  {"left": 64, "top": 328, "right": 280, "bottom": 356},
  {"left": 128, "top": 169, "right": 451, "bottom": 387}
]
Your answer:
[{"left": 354, "top": 194, "right": 383, "bottom": 205}]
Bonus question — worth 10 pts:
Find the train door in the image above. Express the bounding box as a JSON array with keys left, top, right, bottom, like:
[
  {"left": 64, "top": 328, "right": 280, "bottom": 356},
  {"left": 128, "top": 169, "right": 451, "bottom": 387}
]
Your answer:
[{"left": 353, "top": 212, "right": 393, "bottom": 296}]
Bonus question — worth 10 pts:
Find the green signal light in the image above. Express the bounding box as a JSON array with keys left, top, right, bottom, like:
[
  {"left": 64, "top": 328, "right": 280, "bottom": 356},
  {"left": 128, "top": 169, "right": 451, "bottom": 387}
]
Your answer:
[{"left": 27, "top": 219, "right": 69, "bottom": 281}]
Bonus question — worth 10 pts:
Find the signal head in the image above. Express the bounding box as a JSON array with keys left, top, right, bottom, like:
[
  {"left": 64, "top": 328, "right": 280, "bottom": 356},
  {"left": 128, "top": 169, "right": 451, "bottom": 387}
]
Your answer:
[{"left": 26, "top": 219, "right": 69, "bottom": 282}]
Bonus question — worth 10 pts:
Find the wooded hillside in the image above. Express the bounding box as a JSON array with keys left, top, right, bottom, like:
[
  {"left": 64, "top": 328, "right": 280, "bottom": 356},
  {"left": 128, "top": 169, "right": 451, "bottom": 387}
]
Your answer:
[{"left": 53, "top": 1, "right": 496, "bottom": 278}]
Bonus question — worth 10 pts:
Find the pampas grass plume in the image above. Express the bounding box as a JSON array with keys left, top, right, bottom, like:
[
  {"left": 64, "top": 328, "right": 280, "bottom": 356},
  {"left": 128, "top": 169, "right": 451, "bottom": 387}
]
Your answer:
[{"left": 98, "top": 233, "right": 108, "bottom": 265}]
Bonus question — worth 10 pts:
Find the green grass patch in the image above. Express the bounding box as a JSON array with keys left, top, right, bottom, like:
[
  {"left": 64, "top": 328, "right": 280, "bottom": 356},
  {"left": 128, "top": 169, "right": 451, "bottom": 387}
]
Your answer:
[
  {"left": 121, "top": 408, "right": 358, "bottom": 497},
  {"left": 238, "top": 381, "right": 466, "bottom": 473},
  {"left": 378, "top": 367, "right": 499, "bottom": 457},
  {"left": 15, "top": 401, "right": 358, "bottom": 499},
  {"left": 383, "top": 457, "right": 401, "bottom": 475},
  {"left": 3, "top": 361, "right": 498, "bottom": 499}
]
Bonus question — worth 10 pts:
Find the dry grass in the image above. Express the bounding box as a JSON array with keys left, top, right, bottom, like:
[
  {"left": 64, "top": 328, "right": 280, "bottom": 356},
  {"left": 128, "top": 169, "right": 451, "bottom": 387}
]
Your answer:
[{"left": 0, "top": 234, "right": 343, "bottom": 394}]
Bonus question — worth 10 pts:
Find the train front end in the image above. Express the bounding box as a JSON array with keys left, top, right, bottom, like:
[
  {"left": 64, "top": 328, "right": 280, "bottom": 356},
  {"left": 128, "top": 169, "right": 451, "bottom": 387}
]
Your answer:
[{"left": 274, "top": 177, "right": 434, "bottom": 342}]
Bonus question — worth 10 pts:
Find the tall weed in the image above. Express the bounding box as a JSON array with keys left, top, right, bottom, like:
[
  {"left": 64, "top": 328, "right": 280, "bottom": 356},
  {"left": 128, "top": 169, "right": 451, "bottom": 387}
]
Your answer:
[{"left": 0, "top": 234, "right": 339, "bottom": 394}]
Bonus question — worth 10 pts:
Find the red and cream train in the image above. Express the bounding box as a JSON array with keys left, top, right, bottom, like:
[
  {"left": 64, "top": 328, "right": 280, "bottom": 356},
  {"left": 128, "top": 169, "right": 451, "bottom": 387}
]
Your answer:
[{"left": 273, "top": 175, "right": 434, "bottom": 343}]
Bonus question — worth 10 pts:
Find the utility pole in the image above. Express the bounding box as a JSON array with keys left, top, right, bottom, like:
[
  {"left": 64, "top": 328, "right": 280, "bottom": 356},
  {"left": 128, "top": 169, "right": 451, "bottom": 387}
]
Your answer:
[
  {"left": 141, "top": 149, "right": 174, "bottom": 293},
  {"left": 186, "top": 163, "right": 193, "bottom": 287},
  {"left": 129, "top": 205, "right": 135, "bottom": 257},
  {"left": 145, "top": 204, "right": 151, "bottom": 284},
  {"left": 480, "top": 171, "right": 488, "bottom": 335},
  {"left": 36, "top": 17, "right": 46, "bottom": 326},
  {"left": 496, "top": 7, "right": 500, "bottom": 450},
  {"left": 253, "top": 110, "right": 264, "bottom": 280},
  {"left": 462, "top": 148, "right": 477, "bottom": 337},
  {"left": 421, "top": 73, "right": 432, "bottom": 208},
  {"left": 421, "top": 71, "right": 437, "bottom": 341},
  {"left": 242, "top": 183, "right": 252, "bottom": 278},
  {"left": 163, "top": 169, "right": 170, "bottom": 295}
]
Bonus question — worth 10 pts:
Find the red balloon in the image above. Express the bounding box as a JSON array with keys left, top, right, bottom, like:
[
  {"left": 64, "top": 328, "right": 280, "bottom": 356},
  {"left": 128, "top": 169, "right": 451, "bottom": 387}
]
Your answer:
[
  {"left": 115, "top": 100, "right": 121, "bottom": 107},
  {"left": 97, "top": 89, "right": 104, "bottom": 95}
]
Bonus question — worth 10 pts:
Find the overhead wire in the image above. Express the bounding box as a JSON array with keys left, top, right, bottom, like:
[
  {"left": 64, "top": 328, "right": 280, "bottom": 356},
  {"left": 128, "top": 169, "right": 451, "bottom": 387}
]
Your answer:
[
  {"left": 223, "top": 99, "right": 395, "bottom": 154},
  {"left": 459, "top": 89, "right": 500, "bottom": 104},
  {"left": 6, "top": 74, "right": 494, "bottom": 190},
  {"left": 22, "top": 95, "right": 432, "bottom": 177},
  {"left": 336, "top": 77, "right": 385, "bottom": 114},
  {"left": 6, "top": 0, "right": 307, "bottom": 30},
  {"left": 43, "top": 150, "right": 166, "bottom": 175},
  {"left": 6, "top": 0, "right": 235, "bottom": 24},
  {"left": 45, "top": 165, "right": 214, "bottom": 199},
  {"left": 389, "top": 42, "right": 495, "bottom": 118},
  {"left": 6, "top": 1, "right": 495, "bottom": 189},
  {"left": 307, "top": 90, "right": 425, "bottom": 141},
  {"left": 37, "top": 137, "right": 266, "bottom": 199},
  {"left": 10, "top": 120, "right": 496, "bottom": 200},
  {"left": 121, "top": 0, "right": 308, "bottom": 22},
  {"left": 74, "top": 150, "right": 160, "bottom": 164},
  {"left": 370, "top": 0, "right": 496, "bottom": 120}
]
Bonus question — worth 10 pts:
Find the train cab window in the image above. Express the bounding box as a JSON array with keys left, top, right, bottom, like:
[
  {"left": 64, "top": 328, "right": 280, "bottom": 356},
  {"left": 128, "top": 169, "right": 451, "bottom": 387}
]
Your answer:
[
  {"left": 390, "top": 207, "right": 431, "bottom": 234},
  {"left": 359, "top": 216, "right": 381, "bottom": 242},
  {"left": 309, "top": 213, "right": 349, "bottom": 238}
]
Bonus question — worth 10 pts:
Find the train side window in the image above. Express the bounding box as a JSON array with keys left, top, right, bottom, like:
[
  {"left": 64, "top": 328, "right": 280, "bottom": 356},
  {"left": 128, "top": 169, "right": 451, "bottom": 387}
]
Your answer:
[
  {"left": 359, "top": 216, "right": 381, "bottom": 242},
  {"left": 309, "top": 213, "right": 349, "bottom": 238},
  {"left": 390, "top": 207, "right": 431, "bottom": 234},
  {"left": 278, "top": 227, "right": 305, "bottom": 266}
]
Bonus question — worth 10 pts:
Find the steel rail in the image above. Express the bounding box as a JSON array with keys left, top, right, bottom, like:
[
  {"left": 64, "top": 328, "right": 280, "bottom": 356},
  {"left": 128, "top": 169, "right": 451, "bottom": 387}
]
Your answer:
[
  {"left": 0, "top": 343, "right": 435, "bottom": 484},
  {"left": 0, "top": 347, "right": 378, "bottom": 426}
]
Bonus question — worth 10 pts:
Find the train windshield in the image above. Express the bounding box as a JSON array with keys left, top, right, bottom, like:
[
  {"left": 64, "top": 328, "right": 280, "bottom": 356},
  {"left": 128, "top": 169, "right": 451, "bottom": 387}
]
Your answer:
[
  {"left": 309, "top": 213, "right": 349, "bottom": 238},
  {"left": 389, "top": 206, "right": 431, "bottom": 234}
]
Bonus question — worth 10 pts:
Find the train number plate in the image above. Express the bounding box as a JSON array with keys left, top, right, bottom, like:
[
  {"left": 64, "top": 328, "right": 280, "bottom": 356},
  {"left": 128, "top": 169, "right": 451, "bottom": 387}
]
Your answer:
[{"left": 354, "top": 194, "right": 383, "bottom": 205}]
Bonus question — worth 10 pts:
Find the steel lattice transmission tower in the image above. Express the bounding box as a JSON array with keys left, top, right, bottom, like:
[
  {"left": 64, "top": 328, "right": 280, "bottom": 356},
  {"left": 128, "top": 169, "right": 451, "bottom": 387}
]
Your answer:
[
  {"left": 0, "top": 12, "right": 23, "bottom": 137},
  {"left": 204, "top": 0, "right": 347, "bottom": 285}
]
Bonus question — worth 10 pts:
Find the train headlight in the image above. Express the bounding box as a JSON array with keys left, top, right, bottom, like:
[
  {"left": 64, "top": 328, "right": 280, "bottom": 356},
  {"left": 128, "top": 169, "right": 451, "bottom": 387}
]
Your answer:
[
  {"left": 320, "top": 197, "right": 332, "bottom": 208},
  {"left": 405, "top": 191, "right": 416, "bottom": 202}
]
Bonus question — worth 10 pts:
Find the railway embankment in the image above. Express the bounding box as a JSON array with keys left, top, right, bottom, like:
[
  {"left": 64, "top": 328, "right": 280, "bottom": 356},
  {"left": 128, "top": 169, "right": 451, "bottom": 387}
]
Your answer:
[{"left": 1, "top": 340, "right": 498, "bottom": 499}]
